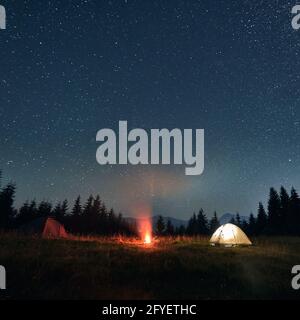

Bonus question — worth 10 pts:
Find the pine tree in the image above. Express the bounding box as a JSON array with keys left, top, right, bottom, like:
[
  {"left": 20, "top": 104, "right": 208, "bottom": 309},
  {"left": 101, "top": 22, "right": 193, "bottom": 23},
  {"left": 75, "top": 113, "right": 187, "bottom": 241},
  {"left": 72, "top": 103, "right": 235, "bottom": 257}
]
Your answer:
[
  {"left": 186, "top": 213, "right": 197, "bottom": 235},
  {"left": 279, "top": 186, "right": 290, "bottom": 234},
  {"left": 0, "top": 183, "right": 16, "bottom": 229},
  {"left": 197, "top": 209, "right": 209, "bottom": 235},
  {"left": 17, "top": 201, "right": 31, "bottom": 225},
  {"left": 241, "top": 220, "right": 249, "bottom": 233},
  {"left": 53, "top": 202, "right": 62, "bottom": 219},
  {"left": 248, "top": 213, "right": 256, "bottom": 236},
  {"left": 61, "top": 200, "right": 68, "bottom": 215},
  {"left": 88, "top": 195, "right": 102, "bottom": 234},
  {"left": 92, "top": 196, "right": 101, "bottom": 216},
  {"left": 289, "top": 187, "right": 300, "bottom": 235},
  {"left": 38, "top": 201, "right": 52, "bottom": 217},
  {"left": 267, "top": 188, "right": 281, "bottom": 234},
  {"left": 54, "top": 199, "right": 68, "bottom": 222},
  {"left": 209, "top": 211, "right": 220, "bottom": 233},
  {"left": 100, "top": 202, "right": 107, "bottom": 218},
  {"left": 71, "top": 196, "right": 82, "bottom": 216},
  {"left": 107, "top": 208, "right": 116, "bottom": 234},
  {"left": 83, "top": 195, "right": 93, "bottom": 215},
  {"left": 29, "top": 200, "right": 38, "bottom": 216},
  {"left": 256, "top": 202, "right": 267, "bottom": 235},
  {"left": 82, "top": 195, "right": 94, "bottom": 233},
  {"left": 166, "top": 220, "right": 174, "bottom": 235},
  {"left": 229, "top": 216, "right": 236, "bottom": 225},
  {"left": 235, "top": 213, "right": 241, "bottom": 227},
  {"left": 176, "top": 225, "right": 186, "bottom": 236},
  {"left": 156, "top": 215, "right": 165, "bottom": 235}
]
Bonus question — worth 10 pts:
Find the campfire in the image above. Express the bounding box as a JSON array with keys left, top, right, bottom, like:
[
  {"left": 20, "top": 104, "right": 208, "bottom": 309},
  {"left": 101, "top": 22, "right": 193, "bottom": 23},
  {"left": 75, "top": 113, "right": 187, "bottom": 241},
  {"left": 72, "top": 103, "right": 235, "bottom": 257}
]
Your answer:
[
  {"left": 138, "top": 217, "right": 153, "bottom": 246},
  {"left": 143, "top": 232, "right": 152, "bottom": 245}
]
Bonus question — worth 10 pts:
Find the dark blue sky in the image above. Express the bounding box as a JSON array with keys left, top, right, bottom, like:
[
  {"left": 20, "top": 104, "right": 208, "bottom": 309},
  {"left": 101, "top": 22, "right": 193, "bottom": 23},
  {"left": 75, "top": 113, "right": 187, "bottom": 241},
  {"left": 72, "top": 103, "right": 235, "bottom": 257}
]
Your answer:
[{"left": 0, "top": 0, "right": 299, "bottom": 219}]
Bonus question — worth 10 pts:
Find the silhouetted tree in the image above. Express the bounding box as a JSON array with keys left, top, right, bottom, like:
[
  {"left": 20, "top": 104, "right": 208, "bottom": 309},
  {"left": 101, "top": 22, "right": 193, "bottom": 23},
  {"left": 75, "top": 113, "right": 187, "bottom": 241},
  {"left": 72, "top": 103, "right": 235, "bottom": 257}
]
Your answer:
[
  {"left": 38, "top": 201, "right": 52, "bottom": 217},
  {"left": 100, "top": 202, "right": 107, "bottom": 220},
  {"left": 197, "top": 209, "right": 209, "bottom": 235},
  {"left": 288, "top": 187, "right": 300, "bottom": 235},
  {"left": 29, "top": 200, "right": 38, "bottom": 217},
  {"left": 209, "top": 211, "right": 219, "bottom": 233},
  {"left": 229, "top": 216, "right": 236, "bottom": 225},
  {"left": 166, "top": 220, "right": 174, "bottom": 235},
  {"left": 54, "top": 199, "right": 68, "bottom": 222},
  {"left": 256, "top": 202, "right": 267, "bottom": 235},
  {"left": 0, "top": 183, "right": 16, "bottom": 229},
  {"left": 247, "top": 213, "right": 256, "bottom": 235},
  {"left": 61, "top": 200, "right": 68, "bottom": 215},
  {"left": 71, "top": 196, "right": 82, "bottom": 216},
  {"left": 81, "top": 195, "right": 93, "bottom": 233},
  {"left": 241, "top": 219, "right": 249, "bottom": 233},
  {"left": 279, "top": 186, "right": 290, "bottom": 234},
  {"left": 92, "top": 196, "right": 102, "bottom": 216},
  {"left": 53, "top": 202, "right": 62, "bottom": 218},
  {"left": 175, "top": 225, "right": 186, "bottom": 236},
  {"left": 267, "top": 188, "right": 281, "bottom": 234},
  {"left": 235, "top": 213, "right": 241, "bottom": 227},
  {"left": 83, "top": 195, "right": 93, "bottom": 215},
  {"left": 186, "top": 213, "right": 197, "bottom": 235},
  {"left": 16, "top": 201, "right": 34, "bottom": 225},
  {"left": 107, "top": 208, "right": 116, "bottom": 234},
  {"left": 156, "top": 215, "right": 165, "bottom": 235}
]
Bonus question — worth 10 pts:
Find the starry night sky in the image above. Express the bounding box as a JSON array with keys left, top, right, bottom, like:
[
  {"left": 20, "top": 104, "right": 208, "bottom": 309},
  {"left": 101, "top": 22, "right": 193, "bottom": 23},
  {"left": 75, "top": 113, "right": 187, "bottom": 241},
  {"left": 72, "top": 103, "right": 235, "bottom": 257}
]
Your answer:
[{"left": 0, "top": 0, "right": 300, "bottom": 219}]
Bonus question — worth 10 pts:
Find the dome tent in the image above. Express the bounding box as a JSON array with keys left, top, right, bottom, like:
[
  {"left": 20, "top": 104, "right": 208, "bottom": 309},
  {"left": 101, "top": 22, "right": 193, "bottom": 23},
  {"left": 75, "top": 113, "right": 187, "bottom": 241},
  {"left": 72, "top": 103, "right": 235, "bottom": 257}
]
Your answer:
[
  {"left": 210, "top": 223, "right": 252, "bottom": 246},
  {"left": 20, "top": 217, "right": 68, "bottom": 239}
]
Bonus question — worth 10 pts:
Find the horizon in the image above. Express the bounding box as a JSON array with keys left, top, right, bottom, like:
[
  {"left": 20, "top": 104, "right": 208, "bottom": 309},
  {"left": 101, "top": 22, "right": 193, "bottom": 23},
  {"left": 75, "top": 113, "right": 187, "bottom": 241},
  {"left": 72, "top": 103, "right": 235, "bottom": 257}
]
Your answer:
[{"left": 2, "top": 169, "right": 296, "bottom": 220}]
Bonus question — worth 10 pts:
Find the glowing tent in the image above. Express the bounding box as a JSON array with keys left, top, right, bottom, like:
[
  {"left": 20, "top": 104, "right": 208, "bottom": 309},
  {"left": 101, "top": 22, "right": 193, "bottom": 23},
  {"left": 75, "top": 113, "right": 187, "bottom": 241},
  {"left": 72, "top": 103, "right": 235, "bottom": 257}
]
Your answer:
[
  {"left": 20, "top": 217, "right": 68, "bottom": 239},
  {"left": 210, "top": 223, "right": 252, "bottom": 246}
]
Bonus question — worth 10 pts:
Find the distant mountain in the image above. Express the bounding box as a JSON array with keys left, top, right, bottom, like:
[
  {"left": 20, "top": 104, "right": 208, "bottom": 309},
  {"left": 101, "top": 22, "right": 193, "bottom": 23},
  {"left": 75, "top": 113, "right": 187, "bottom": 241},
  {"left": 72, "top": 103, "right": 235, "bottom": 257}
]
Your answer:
[
  {"left": 124, "top": 215, "right": 188, "bottom": 229},
  {"left": 152, "top": 215, "right": 188, "bottom": 228},
  {"left": 219, "top": 213, "right": 249, "bottom": 225},
  {"left": 125, "top": 213, "right": 250, "bottom": 230}
]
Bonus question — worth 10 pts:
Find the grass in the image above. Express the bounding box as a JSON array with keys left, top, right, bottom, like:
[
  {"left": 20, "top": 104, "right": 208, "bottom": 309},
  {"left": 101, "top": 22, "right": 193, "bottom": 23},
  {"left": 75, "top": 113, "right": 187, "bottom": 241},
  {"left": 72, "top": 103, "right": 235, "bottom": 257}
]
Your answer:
[{"left": 0, "top": 233, "right": 300, "bottom": 300}]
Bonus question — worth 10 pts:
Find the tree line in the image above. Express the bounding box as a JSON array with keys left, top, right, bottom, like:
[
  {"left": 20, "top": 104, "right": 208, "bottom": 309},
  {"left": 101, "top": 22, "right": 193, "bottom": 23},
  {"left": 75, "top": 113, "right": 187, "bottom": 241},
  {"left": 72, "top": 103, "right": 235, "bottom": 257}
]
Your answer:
[
  {"left": 0, "top": 171, "right": 134, "bottom": 236},
  {"left": 0, "top": 170, "right": 300, "bottom": 237},
  {"left": 154, "top": 210, "right": 219, "bottom": 236},
  {"left": 155, "top": 186, "right": 300, "bottom": 236}
]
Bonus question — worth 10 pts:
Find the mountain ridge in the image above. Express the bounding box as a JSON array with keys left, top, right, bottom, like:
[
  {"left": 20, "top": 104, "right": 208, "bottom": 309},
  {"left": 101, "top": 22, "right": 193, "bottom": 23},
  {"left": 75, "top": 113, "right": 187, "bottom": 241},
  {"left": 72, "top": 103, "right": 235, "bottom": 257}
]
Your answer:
[{"left": 125, "top": 213, "right": 250, "bottom": 228}]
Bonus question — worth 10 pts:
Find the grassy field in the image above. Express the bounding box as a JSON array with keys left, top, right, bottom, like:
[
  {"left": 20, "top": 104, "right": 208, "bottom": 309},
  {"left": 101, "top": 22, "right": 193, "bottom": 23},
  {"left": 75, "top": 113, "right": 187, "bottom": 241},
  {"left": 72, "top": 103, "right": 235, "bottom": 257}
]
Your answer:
[{"left": 0, "top": 234, "right": 300, "bottom": 300}]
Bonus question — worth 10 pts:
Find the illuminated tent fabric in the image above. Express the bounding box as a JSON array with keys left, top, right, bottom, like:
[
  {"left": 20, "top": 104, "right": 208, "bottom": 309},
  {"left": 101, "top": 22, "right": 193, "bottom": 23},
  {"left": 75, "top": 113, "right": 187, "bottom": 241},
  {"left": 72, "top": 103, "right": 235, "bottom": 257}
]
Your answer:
[
  {"left": 20, "top": 217, "right": 68, "bottom": 239},
  {"left": 210, "top": 223, "right": 252, "bottom": 246}
]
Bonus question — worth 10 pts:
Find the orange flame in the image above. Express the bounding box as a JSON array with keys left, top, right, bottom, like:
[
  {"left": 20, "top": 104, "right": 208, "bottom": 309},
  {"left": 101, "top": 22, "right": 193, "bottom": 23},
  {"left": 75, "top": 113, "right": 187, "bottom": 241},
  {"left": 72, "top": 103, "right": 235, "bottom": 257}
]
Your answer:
[
  {"left": 144, "top": 232, "right": 152, "bottom": 244},
  {"left": 137, "top": 217, "right": 152, "bottom": 245},
  {"left": 131, "top": 202, "right": 153, "bottom": 245}
]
